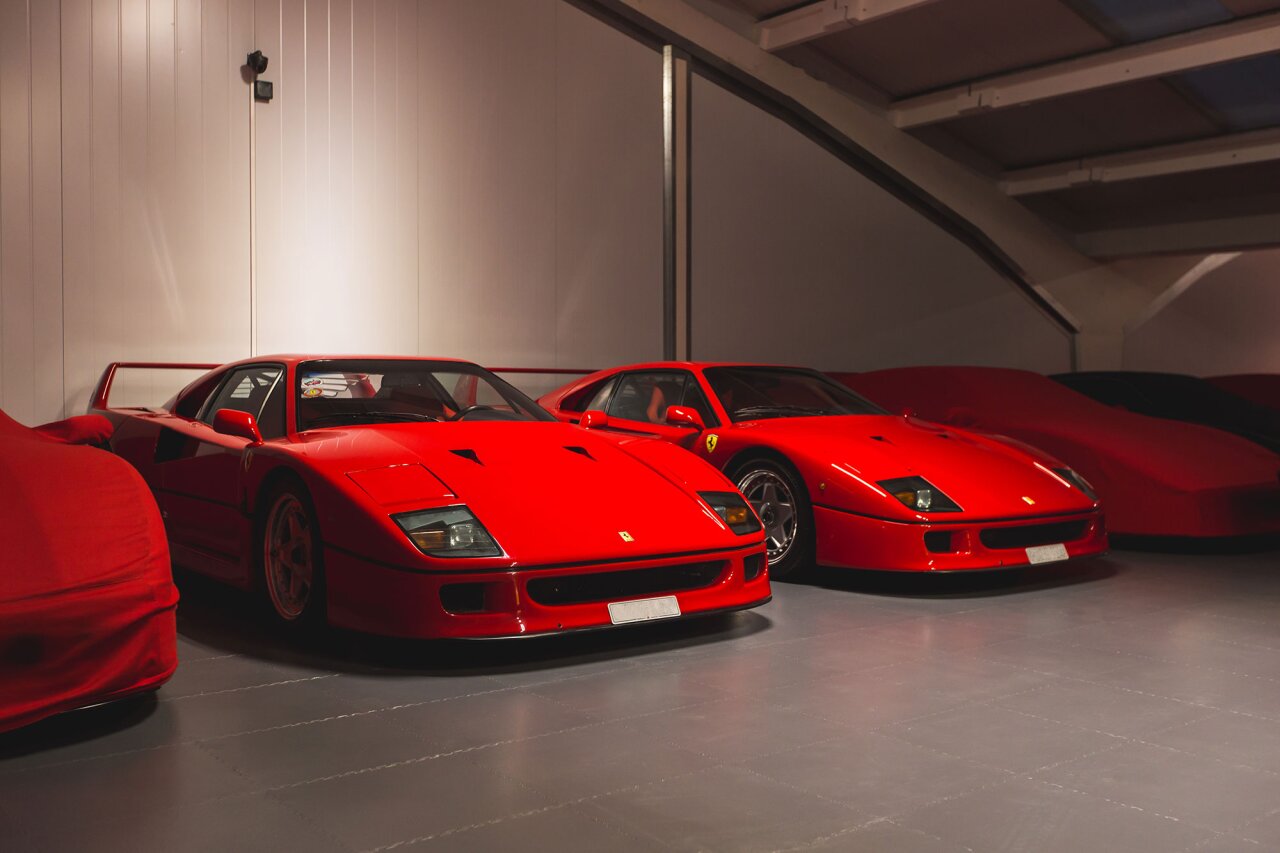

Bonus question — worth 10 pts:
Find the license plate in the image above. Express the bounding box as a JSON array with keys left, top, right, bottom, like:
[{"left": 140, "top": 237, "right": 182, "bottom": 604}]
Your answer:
[
  {"left": 1026, "top": 543, "right": 1069, "bottom": 564},
  {"left": 607, "top": 595, "right": 681, "bottom": 625}
]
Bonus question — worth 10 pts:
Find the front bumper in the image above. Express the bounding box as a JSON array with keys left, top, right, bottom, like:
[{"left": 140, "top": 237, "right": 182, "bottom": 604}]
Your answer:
[
  {"left": 323, "top": 544, "right": 771, "bottom": 639},
  {"left": 813, "top": 506, "right": 1108, "bottom": 572}
]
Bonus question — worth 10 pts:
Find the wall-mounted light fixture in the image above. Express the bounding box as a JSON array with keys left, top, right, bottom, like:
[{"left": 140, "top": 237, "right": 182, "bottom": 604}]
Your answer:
[{"left": 246, "top": 50, "right": 272, "bottom": 102}]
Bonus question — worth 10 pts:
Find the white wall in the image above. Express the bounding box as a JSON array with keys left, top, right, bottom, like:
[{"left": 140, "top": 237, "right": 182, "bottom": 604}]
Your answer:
[
  {"left": 1125, "top": 249, "right": 1280, "bottom": 375},
  {"left": 0, "top": 0, "right": 662, "bottom": 424},
  {"left": 691, "top": 75, "right": 1073, "bottom": 373},
  {"left": 2, "top": 0, "right": 1079, "bottom": 427}
]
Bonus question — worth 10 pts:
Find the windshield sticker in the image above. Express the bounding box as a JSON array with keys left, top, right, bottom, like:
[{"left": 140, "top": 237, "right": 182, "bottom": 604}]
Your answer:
[
  {"left": 302, "top": 377, "right": 323, "bottom": 387},
  {"left": 302, "top": 387, "right": 324, "bottom": 398}
]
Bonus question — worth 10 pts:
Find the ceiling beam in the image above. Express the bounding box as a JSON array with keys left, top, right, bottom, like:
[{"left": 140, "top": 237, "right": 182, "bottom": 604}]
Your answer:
[
  {"left": 756, "top": 0, "right": 942, "bottom": 52},
  {"left": 1001, "top": 127, "right": 1280, "bottom": 196},
  {"left": 892, "top": 12, "right": 1280, "bottom": 128},
  {"left": 1076, "top": 212, "right": 1280, "bottom": 258}
]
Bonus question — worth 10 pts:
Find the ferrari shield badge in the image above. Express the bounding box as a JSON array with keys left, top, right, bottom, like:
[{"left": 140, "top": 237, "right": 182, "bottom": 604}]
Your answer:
[
  {"left": 705, "top": 434, "right": 719, "bottom": 453},
  {"left": 618, "top": 531, "right": 635, "bottom": 543}
]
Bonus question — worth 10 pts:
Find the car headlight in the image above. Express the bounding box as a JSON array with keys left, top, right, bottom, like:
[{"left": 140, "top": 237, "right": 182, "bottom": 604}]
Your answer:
[
  {"left": 393, "top": 505, "right": 502, "bottom": 557},
  {"left": 699, "top": 491, "right": 762, "bottom": 535},
  {"left": 877, "top": 476, "right": 962, "bottom": 512},
  {"left": 1053, "top": 467, "right": 1097, "bottom": 500}
]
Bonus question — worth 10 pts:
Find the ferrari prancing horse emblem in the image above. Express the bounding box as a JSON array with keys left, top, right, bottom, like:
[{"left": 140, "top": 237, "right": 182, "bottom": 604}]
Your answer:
[
  {"left": 618, "top": 531, "right": 634, "bottom": 542},
  {"left": 705, "top": 434, "right": 719, "bottom": 453}
]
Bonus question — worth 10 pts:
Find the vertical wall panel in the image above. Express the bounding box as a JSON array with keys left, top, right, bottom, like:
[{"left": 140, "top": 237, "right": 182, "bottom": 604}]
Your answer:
[
  {"left": 554, "top": 2, "right": 663, "bottom": 369},
  {"left": 415, "top": 0, "right": 462, "bottom": 357},
  {"left": 254, "top": 0, "right": 419, "bottom": 354},
  {"left": 0, "top": 0, "right": 35, "bottom": 421},
  {"left": 393, "top": 0, "right": 417, "bottom": 355},
  {"left": 58, "top": 0, "right": 94, "bottom": 415},
  {"left": 29, "top": 0, "right": 65, "bottom": 422},
  {"left": 59, "top": 0, "right": 251, "bottom": 413},
  {"left": 691, "top": 76, "right": 1073, "bottom": 373}
]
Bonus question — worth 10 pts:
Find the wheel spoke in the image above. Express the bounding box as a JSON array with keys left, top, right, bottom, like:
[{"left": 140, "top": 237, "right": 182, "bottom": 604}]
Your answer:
[{"left": 265, "top": 495, "right": 316, "bottom": 620}]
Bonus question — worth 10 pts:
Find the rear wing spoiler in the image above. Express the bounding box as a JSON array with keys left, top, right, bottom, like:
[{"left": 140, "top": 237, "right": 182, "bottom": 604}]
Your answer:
[
  {"left": 487, "top": 367, "right": 595, "bottom": 375},
  {"left": 487, "top": 367, "right": 594, "bottom": 401},
  {"left": 91, "top": 362, "right": 220, "bottom": 412}
]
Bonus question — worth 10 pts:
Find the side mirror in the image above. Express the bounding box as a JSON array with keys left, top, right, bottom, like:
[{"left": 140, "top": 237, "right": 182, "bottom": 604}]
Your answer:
[
  {"left": 665, "top": 405, "right": 705, "bottom": 431},
  {"left": 580, "top": 409, "right": 609, "bottom": 430},
  {"left": 212, "top": 409, "right": 263, "bottom": 444}
]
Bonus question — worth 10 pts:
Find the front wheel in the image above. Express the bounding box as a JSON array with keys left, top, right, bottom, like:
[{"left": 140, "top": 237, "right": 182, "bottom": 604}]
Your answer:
[
  {"left": 259, "top": 483, "right": 327, "bottom": 629},
  {"left": 732, "top": 458, "right": 814, "bottom": 579}
]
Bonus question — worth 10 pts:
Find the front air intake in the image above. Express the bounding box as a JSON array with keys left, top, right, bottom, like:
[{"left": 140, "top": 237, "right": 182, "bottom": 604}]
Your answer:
[{"left": 527, "top": 561, "right": 725, "bottom": 606}]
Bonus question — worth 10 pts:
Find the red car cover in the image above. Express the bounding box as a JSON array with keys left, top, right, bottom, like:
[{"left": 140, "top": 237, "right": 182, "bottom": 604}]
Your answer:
[
  {"left": 1210, "top": 374, "right": 1280, "bottom": 413},
  {"left": 835, "top": 367, "right": 1280, "bottom": 538},
  {"left": 0, "top": 409, "right": 178, "bottom": 733}
]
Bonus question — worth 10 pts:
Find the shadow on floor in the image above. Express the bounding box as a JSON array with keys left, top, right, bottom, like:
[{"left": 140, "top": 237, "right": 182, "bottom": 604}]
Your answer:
[
  {"left": 1110, "top": 533, "right": 1280, "bottom": 554},
  {"left": 0, "top": 692, "right": 160, "bottom": 761},
  {"left": 793, "top": 556, "right": 1120, "bottom": 600},
  {"left": 172, "top": 568, "right": 773, "bottom": 677}
]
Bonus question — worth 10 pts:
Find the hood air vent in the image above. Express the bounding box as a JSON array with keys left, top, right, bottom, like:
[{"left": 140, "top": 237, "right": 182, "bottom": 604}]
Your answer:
[
  {"left": 450, "top": 449, "right": 482, "bottom": 465},
  {"left": 565, "top": 446, "right": 594, "bottom": 460}
]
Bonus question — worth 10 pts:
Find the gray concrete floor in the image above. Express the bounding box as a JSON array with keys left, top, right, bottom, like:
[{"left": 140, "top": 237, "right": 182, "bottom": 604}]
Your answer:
[{"left": 4, "top": 549, "right": 1280, "bottom": 852}]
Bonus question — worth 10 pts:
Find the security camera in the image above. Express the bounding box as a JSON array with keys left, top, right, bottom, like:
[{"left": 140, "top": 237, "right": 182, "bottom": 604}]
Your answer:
[{"left": 246, "top": 50, "right": 268, "bottom": 75}]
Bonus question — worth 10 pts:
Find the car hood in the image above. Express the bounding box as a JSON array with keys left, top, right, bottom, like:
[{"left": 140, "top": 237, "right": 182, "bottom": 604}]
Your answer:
[
  {"left": 296, "top": 421, "right": 741, "bottom": 565},
  {"left": 736, "top": 415, "right": 1097, "bottom": 518}
]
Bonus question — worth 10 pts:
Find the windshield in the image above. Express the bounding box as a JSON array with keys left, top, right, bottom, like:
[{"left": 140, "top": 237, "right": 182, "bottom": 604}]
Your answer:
[
  {"left": 295, "top": 359, "right": 555, "bottom": 430},
  {"left": 704, "top": 367, "right": 886, "bottom": 422}
]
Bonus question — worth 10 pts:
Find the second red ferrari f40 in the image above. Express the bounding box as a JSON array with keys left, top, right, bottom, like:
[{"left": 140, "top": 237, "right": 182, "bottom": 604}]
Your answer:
[
  {"left": 91, "top": 356, "right": 770, "bottom": 639},
  {"left": 541, "top": 363, "right": 1108, "bottom": 576}
]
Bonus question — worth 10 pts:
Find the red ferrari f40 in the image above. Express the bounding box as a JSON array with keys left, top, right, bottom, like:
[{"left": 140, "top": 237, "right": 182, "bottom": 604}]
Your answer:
[
  {"left": 542, "top": 363, "right": 1108, "bottom": 577},
  {"left": 92, "top": 357, "right": 770, "bottom": 639}
]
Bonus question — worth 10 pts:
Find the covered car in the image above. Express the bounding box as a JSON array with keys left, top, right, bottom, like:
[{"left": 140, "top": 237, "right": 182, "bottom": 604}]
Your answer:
[
  {"left": 837, "top": 367, "right": 1280, "bottom": 539},
  {"left": 1210, "top": 374, "right": 1280, "bottom": 414},
  {"left": 540, "top": 363, "right": 1106, "bottom": 577},
  {"left": 1052, "top": 371, "right": 1280, "bottom": 455},
  {"left": 1, "top": 410, "right": 177, "bottom": 734},
  {"left": 91, "top": 356, "right": 769, "bottom": 639}
]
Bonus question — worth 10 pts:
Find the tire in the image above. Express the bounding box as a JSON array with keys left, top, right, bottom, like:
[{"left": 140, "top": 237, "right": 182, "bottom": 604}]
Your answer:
[
  {"left": 258, "top": 480, "right": 327, "bottom": 630},
  {"left": 730, "top": 456, "right": 814, "bottom": 580}
]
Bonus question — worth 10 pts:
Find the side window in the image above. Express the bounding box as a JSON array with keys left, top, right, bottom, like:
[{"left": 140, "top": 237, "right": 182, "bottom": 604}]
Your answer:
[
  {"left": 582, "top": 377, "right": 617, "bottom": 413},
  {"left": 607, "top": 372, "right": 689, "bottom": 424},
  {"left": 174, "top": 373, "right": 225, "bottom": 420},
  {"left": 561, "top": 377, "right": 616, "bottom": 414},
  {"left": 679, "top": 380, "right": 720, "bottom": 428},
  {"left": 256, "top": 379, "right": 287, "bottom": 440},
  {"left": 201, "top": 366, "right": 284, "bottom": 429}
]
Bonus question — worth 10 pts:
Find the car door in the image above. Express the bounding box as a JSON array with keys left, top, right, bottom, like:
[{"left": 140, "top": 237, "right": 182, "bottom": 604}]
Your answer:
[
  {"left": 601, "top": 370, "right": 717, "bottom": 449},
  {"left": 157, "top": 364, "right": 286, "bottom": 581}
]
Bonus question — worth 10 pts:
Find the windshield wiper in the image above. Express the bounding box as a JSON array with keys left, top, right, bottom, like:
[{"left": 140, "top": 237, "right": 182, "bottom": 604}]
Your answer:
[
  {"left": 306, "top": 411, "right": 441, "bottom": 426},
  {"left": 732, "top": 405, "right": 840, "bottom": 419}
]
